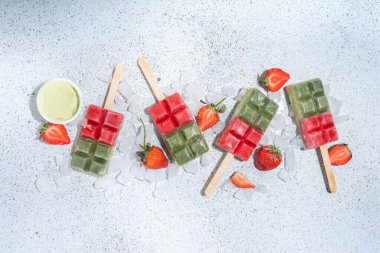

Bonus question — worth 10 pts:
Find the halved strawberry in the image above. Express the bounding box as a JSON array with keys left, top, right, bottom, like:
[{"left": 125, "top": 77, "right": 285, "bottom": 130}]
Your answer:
[
  {"left": 39, "top": 123, "right": 70, "bottom": 145},
  {"left": 329, "top": 144, "right": 352, "bottom": 166},
  {"left": 230, "top": 172, "right": 256, "bottom": 189},
  {"left": 260, "top": 68, "right": 290, "bottom": 92},
  {"left": 136, "top": 119, "right": 168, "bottom": 169},
  {"left": 197, "top": 97, "right": 226, "bottom": 131}
]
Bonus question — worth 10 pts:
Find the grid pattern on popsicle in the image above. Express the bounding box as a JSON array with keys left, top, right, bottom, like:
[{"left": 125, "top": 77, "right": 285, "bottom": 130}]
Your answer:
[
  {"left": 286, "top": 79, "right": 338, "bottom": 149},
  {"left": 217, "top": 89, "right": 277, "bottom": 161},
  {"left": 216, "top": 117, "right": 263, "bottom": 161},
  {"left": 148, "top": 93, "right": 194, "bottom": 136},
  {"left": 163, "top": 122, "right": 209, "bottom": 165},
  {"left": 80, "top": 105, "right": 124, "bottom": 146},
  {"left": 71, "top": 137, "right": 113, "bottom": 177},
  {"left": 234, "top": 88, "right": 278, "bottom": 132}
]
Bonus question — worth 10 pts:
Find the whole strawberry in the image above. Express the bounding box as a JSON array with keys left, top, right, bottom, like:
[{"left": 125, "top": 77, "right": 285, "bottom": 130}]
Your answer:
[
  {"left": 260, "top": 68, "right": 290, "bottom": 92},
  {"left": 329, "top": 144, "right": 352, "bottom": 166},
  {"left": 197, "top": 97, "right": 226, "bottom": 131},
  {"left": 39, "top": 123, "right": 70, "bottom": 145},
  {"left": 136, "top": 119, "right": 168, "bottom": 169},
  {"left": 255, "top": 145, "right": 282, "bottom": 171}
]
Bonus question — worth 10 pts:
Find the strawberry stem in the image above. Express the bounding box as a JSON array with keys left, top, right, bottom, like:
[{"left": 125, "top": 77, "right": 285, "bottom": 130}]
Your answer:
[
  {"left": 214, "top": 97, "right": 226, "bottom": 107},
  {"left": 138, "top": 118, "right": 146, "bottom": 148}
]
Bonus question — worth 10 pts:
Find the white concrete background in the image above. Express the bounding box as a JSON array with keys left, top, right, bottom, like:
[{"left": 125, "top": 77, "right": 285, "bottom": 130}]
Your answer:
[{"left": 0, "top": 0, "right": 379, "bottom": 252}]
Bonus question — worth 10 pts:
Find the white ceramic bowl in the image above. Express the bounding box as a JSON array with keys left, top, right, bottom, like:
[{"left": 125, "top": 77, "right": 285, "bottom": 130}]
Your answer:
[{"left": 37, "top": 78, "right": 82, "bottom": 124}]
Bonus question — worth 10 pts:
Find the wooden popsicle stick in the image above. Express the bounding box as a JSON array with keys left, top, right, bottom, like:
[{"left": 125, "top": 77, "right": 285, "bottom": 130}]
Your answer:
[
  {"left": 103, "top": 64, "right": 124, "bottom": 110},
  {"left": 203, "top": 152, "right": 234, "bottom": 196},
  {"left": 318, "top": 144, "right": 337, "bottom": 193},
  {"left": 137, "top": 58, "right": 166, "bottom": 102}
]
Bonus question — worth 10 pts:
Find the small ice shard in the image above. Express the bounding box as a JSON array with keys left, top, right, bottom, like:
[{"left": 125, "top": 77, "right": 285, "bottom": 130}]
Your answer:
[
  {"left": 107, "top": 157, "right": 127, "bottom": 175},
  {"left": 204, "top": 129, "right": 216, "bottom": 143},
  {"left": 212, "top": 121, "right": 225, "bottom": 134},
  {"left": 222, "top": 86, "right": 237, "bottom": 97},
  {"left": 278, "top": 168, "right": 291, "bottom": 182},
  {"left": 118, "top": 84, "right": 135, "bottom": 99},
  {"left": 200, "top": 152, "right": 214, "bottom": 167},
  {"left": 161, "top": 86, "right": 175, "bottom": 96},
  {"left": 233, "top": 189, "right": 245, "bottom": 200},
  {"left": 281, "top": 124, "right": 297, "bottom": 140},
  {"left": 145, "top": 169, "right": 167, "bottom": 184},
  {"left": 59, "top": 156, "right": 73, "bottom": 176},
  {"left": 243, "top": 188, "right": 255, "bottom": 200},
  {"left": 180, "top": 70, "right": 196, "bottom": 84},
  {"left": 93, "top": 176, "right": 118, "bottom": 189},
  {"left": 274, "top": 135, "right": 290, "bottom": 151},
  {"left": 235, "top": 88, "right": 248, "bottom": 101},
  {"left": 268, "top": 91, "right": 283, "bottom": 103},
  {"left": 184, "top": 80, "right": 205, "bottom": 100},
  {"left": 117, "top": 135, "right": 136, "bottom": 154},
  {"left": 186, "top": 101, "right": 199, "bottom": 115},
  {"left": 166, "top": 163, "right": 180, "bottom": 180},
  {"left": 128, "top": 102, "right": 141, "bottom": 114},
  {"left": 123, "top": 111, "right": 133, "bottom": 121},
  {"left": 271, "top": 115, "right": 287, "bottom": 130},
  {"left": 263, "top": 129, "right": 276, "bottom": 145},
  {"left": 255, "top": 184, "right": 268, "bottom": 194},
  {"left": 206, "top": 91, "right": 224, "bottom": 104},
  {"left": 335, "top": 114, "right": 349, "bottom": 125},
  {"left": 260, "top": 135, "right": 270, "bottom": 146},
  {"left": 35, "top": 175, "right": 50, "bottom": 193},
  {"left": 221, "top": 180, "right": 236, "bottom": 191},
  {"left": 220, "top": 73, "right": 234, "bottom": 84},
  {"left": 182, "top": 160, "right": 199, "bottom": 174},
  {"left": 206, "top": 81, "right": 219, "bottom": 92},
  {"left": 130, "top": 163, "right": 145, "bottom": 180},
  {"left": 117, "top": 171, "right": 135, "bottom": 187},
  {"left": 114, "top": 93, "right": 125, "bottom": 105},
  {"left": 290, "top": 135, "right": 304, "bottom": 148},
  {"left": 53, "top": 175, "right": 71, "bottom": 189},
  {"left": 54, "top": 155, "right": 63, "bottom": 166},
  {"left": 104, "top": 187, "right": 120, "bottom": 201},
  {"left": 285, "top": 149, "right": 296, "bottom": 171},
  {"left": 170, "top": 82, "right": 183, "bottom": 92},
  {"left": 329, "top": 96, "right": 342, "bottom": 115}
]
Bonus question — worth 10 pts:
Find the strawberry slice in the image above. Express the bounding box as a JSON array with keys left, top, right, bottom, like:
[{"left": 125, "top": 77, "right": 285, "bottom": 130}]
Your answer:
[
  {"left": 197, "top": 97, "right": 226, "bottom": 131},
  {"left": 230, "top": 172, "right": 256, "bottom": 189},
  {"left": 260, "top": 68, "right": 290, "bottom": 92},
  {"left": 329, "top": 144, "right": 352, "bottom": 166},
  {"left": 39, "top": 123, "right": 70, "bottom": 145}
]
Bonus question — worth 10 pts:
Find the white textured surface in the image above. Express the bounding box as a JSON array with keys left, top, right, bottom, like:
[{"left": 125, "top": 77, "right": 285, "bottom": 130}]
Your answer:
[{"left": 0, "top": 1, "right": 379, "bottom": 252}]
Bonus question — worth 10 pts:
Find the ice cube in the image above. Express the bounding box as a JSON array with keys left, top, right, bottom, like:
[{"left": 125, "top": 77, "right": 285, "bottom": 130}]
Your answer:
[
  {"left": 117, "top": 171, "right": 135, "bottom": 187},
  {"left": 204, "top": 130, "right": 216, "bottom": 143},
  {"left": 324, "top": 83, "right": 330, "bottom": 95},
  {"left": 170, "top": 82, "right": 183, "bottom": 92},
  {"left": 93, "top": 176, "right": 118, "bottom": 189},
  {"left": 200, "top": 152, "right": 215, "bottom": 167},
  {"left": 145, "top": 169, "right": 167, "bottom": 184},
  {"left": 329, "top": 96, "right": 342, "bottom": 115},
  {"left": 243, "top": 188, "right": 255, "bottom": 200},
  {"left": 166, "top": 163, "right": 180, "bottom": 180},
  {"left": 268, "top": 91, "right": 284, "bottom": 103},
  {"left": 281, "top": 123, "right": 297, "bottom": 140},
  {"left": 285, "top": 149, "right": 296, "bottom": 171},
  {"left": 263, "top": 129, "right": 276, "bottom": 145},
  {"left": 212, "top": 121, "right": 225, "bottom": 134},
  {"left": 219, "top": 73, "right": 234, "bottom": 84},
  {"left": 260, "top": 135, "right": 270, "bottom": 146},
  {"left": 206, "top": 81, "right": 219, "bottom": 92},
  {"left": 233, "top": 189, "right": 245, "bottom": 200},
  {"left": 221, "top": 180, "right": 236, "bottom": 191},
  {"left": 255, "top": 184, "right": 268, "bottom": 194},
  {"left": 53, "top": 175, "right": 71, "bottom": 189},
  {"left": 235, "top": 88, "right": 248, "bottom": 101},
  {"left": 277, "top": 168, "right": 291, "bottom": 182},
  {"left": 128, "top": 102, "right": 141, "bottom": 114},
  {"left": 182, "top": 160, "right": 199, "bottom": 174},
  {"left": 222, "top": 86, "right": 237, "bottom": 98},
  {"left": 60, "top": 156, "right": 73, "bottom": 176},
  {"left": 114, "top": 93, "right": 125, "bottom": 105},
  {"left": 335, "top": 114, "right": 349, "bottom": 125},
  {"left": 290, "top": 135, "right": 304, "bottom": 149},
  {"left": 180, "top": 70, "right": 196, "bottom": 84},
  {"left": 274, "top": 135, "right": 290, "bottom": 151},
  {"left": 104, "top": 187, "right": 120, "bottom": 201},
  {"left": 117, "top": 83, "right": 135, "bottom": 99},
  {"left": 130, "top": 163, "right": 145, "bottom": 180},
  {"left": 108, "top": 157, "right": 131, "bottom": 175},
  {"left": 271, "top": 115, "right": 287, "bottom": 130},
  {"left": 161, "top": 86, "right": 175, "bottom": 97},
  {"left": 186, "top": 101, "right": 200, "bottom": 115},
  {"left": 206, "top": 91, "right": 224, "bottom": 104},
  {"left": 35, "top": 175, "right": 50, "bottom": 193},
  {"left": 117, "top": 135, "right": 137, "bottom": 154},
  {"left": 184, "top": 80, "right": 205, "bottom": 100}
]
